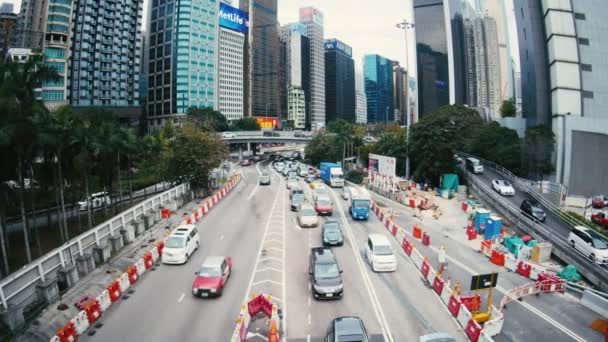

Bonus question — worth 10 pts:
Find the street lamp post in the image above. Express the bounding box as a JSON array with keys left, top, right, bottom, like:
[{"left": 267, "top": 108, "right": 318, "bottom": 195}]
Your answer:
[{"left": 396, "top": 19, "right": 415, "bottom": 180}]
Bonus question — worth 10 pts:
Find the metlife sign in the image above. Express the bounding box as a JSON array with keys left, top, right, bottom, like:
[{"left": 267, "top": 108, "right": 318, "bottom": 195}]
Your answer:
[
  {"left": 324, "top": 39, "right": 352, "bottom": 58},
  {"left": 219, "top": 3, "right": 249, "bottom": 34}
]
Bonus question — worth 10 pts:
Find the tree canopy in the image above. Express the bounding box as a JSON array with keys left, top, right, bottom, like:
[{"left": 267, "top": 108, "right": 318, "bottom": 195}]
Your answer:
[
  {"left": 187, "top": 106, "right": 229, "bottom": 132},
  {"left": 500, "top": 99, "right": 517, "bottom": 118},
  {"left": 230, "top": 117, "right": 260, "bottom": 131},
  {"left": 469, "top": 121, "right": 522, "bottom": 174}
]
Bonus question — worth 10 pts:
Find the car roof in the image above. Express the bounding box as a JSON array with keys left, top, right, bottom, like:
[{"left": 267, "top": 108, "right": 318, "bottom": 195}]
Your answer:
[
  {"left": 368, "top": 233, "right": 390, "bottom": 244},
  {"left": 334, "top": 316, "right": 365, "bottom": 336},
  {"left": 291, "top": 185, "right": 303, "bottom": 190},
  {"left": 202, "top": 256, "right": 225, "bottom": 267},
  {"left": 312, "top": 247, "right": 336, "bottom": 263},
  {"left": 301, "top": 203, "right": 314, "bottom": 210}
]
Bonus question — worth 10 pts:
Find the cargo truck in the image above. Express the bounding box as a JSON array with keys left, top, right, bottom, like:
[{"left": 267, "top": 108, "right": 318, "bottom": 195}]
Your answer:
[
  {"left": 348, "top": 188, "right": 370, "bottom": 220},
  {"left": 319, "top": 162, "right": 344, "bottom": 188}
]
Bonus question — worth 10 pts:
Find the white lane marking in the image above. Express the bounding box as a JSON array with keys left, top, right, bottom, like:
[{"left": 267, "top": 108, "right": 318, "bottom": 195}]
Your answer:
[
  {"left": 371, "top": 190, "right": 587, "bottom": 342},
  {"left": 308, "top": 295, "right": 311, "bottom": 306},
  {"left": 307, "top": 334, "right": 311, "bottom": 342},
  {"left": 330, "top": 189, "right": 394, "bottom": 342},
  {"left": 177, "top": 293, "right": 185, "bottom": 303},
  {"left": 246, "top": 161, "right": 264, "bottom": 201},
  {"left": 282, "top": 183, "right": 288, "bottom": 340},
  {"left": 219, "top": 235, "right": 224, "bottom": 241},
  {"left": 307, "top": 313, "right": 311, "bottom": 325}
]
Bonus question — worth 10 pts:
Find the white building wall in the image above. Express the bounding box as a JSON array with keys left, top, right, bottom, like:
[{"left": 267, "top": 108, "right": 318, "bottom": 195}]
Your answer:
[
  {"left": 300, "top": 7, "right": 325, "bottom": 129},
  {"left": 218, "top": 27, "right": 245, "bottom": 121},
  {"left": 355, "top": 72, "right": 367, "bottom": 124}
]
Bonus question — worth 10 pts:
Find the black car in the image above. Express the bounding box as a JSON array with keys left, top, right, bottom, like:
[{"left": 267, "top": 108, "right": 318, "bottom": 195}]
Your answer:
[
  {"left": 310, "top": 248, "right": 343, "bottom": 300},
  {"left": 322, "top": 221, "right": 343, "bottom": 246},
  {"left": 291, "top": 194, "right": 305, "bottom": 211},
  {"left": 520, "top": 199, "right": 546, "bottom": 223},
  {"left": 325, "top": 316, "right": 368, "bottom": 342}
]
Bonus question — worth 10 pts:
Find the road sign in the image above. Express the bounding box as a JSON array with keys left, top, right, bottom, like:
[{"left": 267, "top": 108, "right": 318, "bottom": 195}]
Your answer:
[{"left": 470, "top": 273, "right": 498, "bottom": 291}]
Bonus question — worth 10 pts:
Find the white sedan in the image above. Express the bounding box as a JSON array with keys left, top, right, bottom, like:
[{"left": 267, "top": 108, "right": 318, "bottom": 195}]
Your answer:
[{"left": 492, "top": 179, "right": 515, "bottom": 196}]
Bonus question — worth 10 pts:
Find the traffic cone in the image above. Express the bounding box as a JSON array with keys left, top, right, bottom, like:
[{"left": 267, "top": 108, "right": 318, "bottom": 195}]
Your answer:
[{"left": 268, "top": 320, "right": 279, "bottom": 342}]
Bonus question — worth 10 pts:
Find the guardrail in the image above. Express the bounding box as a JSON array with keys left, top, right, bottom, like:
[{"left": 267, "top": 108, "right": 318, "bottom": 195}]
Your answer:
[
  {"left": 0, "top": 183, "right": 189, "bottom": 310},
  {"left": 457, "top": 152, "right": 589, "bottom": 230},
  {"left": 465, "top": 171, "right": 608, "bottom": 291}
]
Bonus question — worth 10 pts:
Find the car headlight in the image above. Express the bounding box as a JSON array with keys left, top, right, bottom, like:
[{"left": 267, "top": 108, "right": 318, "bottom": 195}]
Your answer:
[{"left": 209, "top": 288, "right": 217, "bottom": 293}]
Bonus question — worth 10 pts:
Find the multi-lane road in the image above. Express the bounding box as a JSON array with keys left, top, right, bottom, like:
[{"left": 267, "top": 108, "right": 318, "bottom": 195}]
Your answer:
[{"left": 82, "top": 159, "right": 466, "bottom": 342}]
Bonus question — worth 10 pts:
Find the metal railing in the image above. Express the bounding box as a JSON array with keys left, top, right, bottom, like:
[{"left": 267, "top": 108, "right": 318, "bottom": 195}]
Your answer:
[
  {"left": 457, "top": 152, "right": 589, "bottom": 230},
  {"left": 466, "top": 171, "right": 608, "bottom": 291},
  {"left": 0, "top": 183, "right": 189, "bottom": 310}
]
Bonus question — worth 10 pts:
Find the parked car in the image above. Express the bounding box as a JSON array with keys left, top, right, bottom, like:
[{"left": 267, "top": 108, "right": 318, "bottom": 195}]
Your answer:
[
  {"left": 593, "top": 195, "right": 608, "bottom": 209},
  {"left": 259, "top": 173, "right": 271, "bottom": 185},
  {"left": 298, "top": 203, "right": 319, "bottom": 228},
  {"left": 310, "top": 247, "right": 343, "bottom": 300},
  {"left": 568, "top": 226, "right": 608, "bottom": 264},
  {"left": 291, "top": 193, "right": 306, "bottom": 211},
  {"left": 162, "top": 225, "right": 200, "bottom": 264},
  {"left": 79, "top": 192, "right": 111, "bottom": 211},
  {"left": 222, "top": 131, "right": 236, "bottom": 139},
  {"left": 322, "top": 221, "right": 343, "bottom": 246},
  {"left": 520, "top": 199, "right": 546, "bottom": 223},
  {"left": 192, "top": 256, "right": 232, "bottom": 297},
  {"left": 492, "top": 179, "right": 515, "bottom": 196},
  {"left": 365, "top": 234, "right": 397, "bottom": 272},
  {"left": 325, "top": 316, "right": 369, "bottom": 342},
  {"left": 591, "top": 212, "right": 608, "bottom": 228}
]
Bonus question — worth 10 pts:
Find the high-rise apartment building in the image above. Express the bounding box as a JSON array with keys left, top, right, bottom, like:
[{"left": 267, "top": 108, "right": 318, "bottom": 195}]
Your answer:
[
  {"left": 355, "top": 72, "right": 367, "bottom": 125},
  {"left": 413, "top": 0, "right": 466, "bottom": 118},
  {"left": 241, "top": 0, "right": 280, "bottom": 118},
  {"left": 364, "top": 54, "right": 394, "bottom": 124},
  {"left": 147, "top": 0, "right": 219, "bottom": 128},
  {"left": 299, "top": 6, "right": 325, "bottom": 130},
  {"left": 280, "top": 23, "right": 310, "bottom": 129},
  {"left": 0, "top": 3, "right": 13, "bottom": 13},
  {"left": 324, "top": 39, "right": 355, "bottom": 123},
  {"left": 69, "top": 0, "right": 143, "bottom": 112},
  {"left": 15, "top": 0, "right": 45, "bottom": 50},
  {"left": 217, "top": 2, "right": 247, "bottom": 122},
  {"left": 392, "top": 61, "right": 408, "bottom": 125},
  {"left": 0, "top": 10, "right": 17, "bottom": 56}
]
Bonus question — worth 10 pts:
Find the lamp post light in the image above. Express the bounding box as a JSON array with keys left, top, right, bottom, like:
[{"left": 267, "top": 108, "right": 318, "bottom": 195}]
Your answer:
[{"left": 396, "top": 19, "right": 415, "bottom": 180}]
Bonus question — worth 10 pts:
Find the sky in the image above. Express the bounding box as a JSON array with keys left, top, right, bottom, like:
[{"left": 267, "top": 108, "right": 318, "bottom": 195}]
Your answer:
[{"left": 8, "top": 0, "right": 417, "bottom": 73}]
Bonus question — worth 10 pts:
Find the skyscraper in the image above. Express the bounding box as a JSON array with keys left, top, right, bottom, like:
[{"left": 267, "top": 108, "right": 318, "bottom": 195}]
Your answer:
[
  {"left": 15, "top": 0, "right": 45, "bottom": 50},
  {"left": 241, "top": 0, "right": 280, "bottom": 118},
  {"left": 413, "top": 0, "right": 466, "bottom": 118},
  {"left": 147, "top": 0, "right": 219, "bottom": 128},
  {"left": 392, "top": 61, "right": 408, "bottom": 125},
  {"left": 0, "top": 10, "right": 17, "bottom": 56},
  {"left": 364, "top": 54, "right": 394, "bottom": 124},
  {"left": 324, "top": 38, "right": 355, "bottom": 123},
  {"left": 69, "top": 0, "right": 143, "bottom": 112},
  {"left": 280, "top": 23, "right": 310, "bottom": 129},
  {"left": 217, "top": 2, "right": 248, "bottom": 122},
  {"left": 299, "top": 6, "right": 325, "bottom": 130},
  {"left": 355, "top": 72, "right": 367, "bottom": 125}
]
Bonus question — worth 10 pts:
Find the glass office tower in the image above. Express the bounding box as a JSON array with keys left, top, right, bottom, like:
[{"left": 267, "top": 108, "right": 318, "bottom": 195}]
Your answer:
[
  {"left": 324, "top": 39, "right": 355, "bottom": 123},
  {"left": 364, "top": 54, "right": 394, "bottom": 124}
]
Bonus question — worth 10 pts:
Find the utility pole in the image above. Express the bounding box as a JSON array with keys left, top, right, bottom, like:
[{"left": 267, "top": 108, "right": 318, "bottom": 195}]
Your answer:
[{"left": 396, "top": 19, "right": 415, "bottom": 180}]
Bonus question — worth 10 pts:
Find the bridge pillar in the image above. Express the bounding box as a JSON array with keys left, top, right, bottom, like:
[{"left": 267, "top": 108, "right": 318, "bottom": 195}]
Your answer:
[
  {"left": 0, "top": 304, "right": 25, "bottom": 333},
  {"left": 132, "top": 219, "right": 145, "bottom": 237},
  {"left": 57, "top": 265, "right": 79, "bottom": 290},
  {"left": 75, "top": 253, "right": 94, "bottom": 277},
  {"left": 247, "top": 142, "right": 251, "bottom": 156},
  {"left": 36, "top": 278, "right": 60, "bottom": 306},
  {"left": 238, "top": 144, "right": 243, "bottom": 161},
  {"left": 120, "top": 224, "right": 135, "bottom": 245},
  {"left": 252, "top": 143, "right": 258, "bottom": 156},
  {"left": 142, "top": 214, "right": 151, "bottom": 230},
  {"left": 110, "top": 233, "right": 124, "bottom": 253},
  {"left": 93, "top": 242, "right": 111, "bottom": 265}
]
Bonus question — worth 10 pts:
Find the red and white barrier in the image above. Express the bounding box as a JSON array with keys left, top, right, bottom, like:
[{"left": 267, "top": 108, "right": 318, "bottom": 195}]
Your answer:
[
  {"left": 118, "top": 273, "right": 130, "bottom": 292},
  {"left": 70, "top": 310, "right": 89, "bottom": 335},
  {"left": 135, "top": 258, "right": 146, "bottom": 276},
  {"left": 151, "top": 246, "right": 159, "bottom": 263},
  {"left": 96, "top": 290, "right": 111, "bottom": 312}
]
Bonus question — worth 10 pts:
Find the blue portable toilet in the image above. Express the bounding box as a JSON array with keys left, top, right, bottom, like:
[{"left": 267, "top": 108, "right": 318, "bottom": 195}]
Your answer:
[
  {"left": 484, "top": 215, "right": 503, "bottom": 240},
  {"left": 474, "top": 209, "right": 491, "bottom": 233}
]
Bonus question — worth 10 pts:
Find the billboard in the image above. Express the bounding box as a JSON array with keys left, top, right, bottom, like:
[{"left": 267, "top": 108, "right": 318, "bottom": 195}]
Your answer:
[
  {"left": 256, "top": 117, "right": 278, "bottom": 129},
  {"left": 368, "top": 153, "right": 396, "bottom": 178},
  {"left": 300, "top": 7, "right": 323, "bottom": 25},
  {"left": 219, "top": 3, "right": 249, "bottom": 34},
  {"left": 324, "top": 39, "right": 352, "bottom": 58}
]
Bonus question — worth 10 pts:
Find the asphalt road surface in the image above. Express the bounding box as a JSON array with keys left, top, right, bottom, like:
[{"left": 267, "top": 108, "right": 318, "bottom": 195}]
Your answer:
[{"left": 81, "top": 160, "right": 469, "bottom": 342}]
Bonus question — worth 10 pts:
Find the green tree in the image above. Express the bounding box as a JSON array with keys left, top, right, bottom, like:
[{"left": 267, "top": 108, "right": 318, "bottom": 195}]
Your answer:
[
  {"left": 0, "top": 55, "right": 59, "bottom": 263},
  {"left": 470, "top": 121, "right": 522, "bottom": 174},
  {"left": 187, "top": 106, "right": 229, "bottom": 132},
  {"left": 522, "top": 124, "right": 555, "bottom": 180},
  {"left": 500, "top": 98, "right": 517, "bottom": 118},
  {"left": 304, "top": 133, "right": 343, "bottom": 166},
  {"left": 165, "top": 121, "right": 228, "bottom": 191},
  {"left": 409, "top": 105, "right": 485, "bottom": 185},
  {"left": 231, "top": 117, "right": 260, "bottom": 131},
  {"left": 372, "top": 128, "right": 408, "bottom": 176}
]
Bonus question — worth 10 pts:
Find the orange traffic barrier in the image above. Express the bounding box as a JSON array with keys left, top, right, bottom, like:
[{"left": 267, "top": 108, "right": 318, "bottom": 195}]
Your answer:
[
  {"left": 84, "top": 299, "right": 102, "bottom": 324},
  {"left": 107, "top": 281, "right": 121, "bottom": 302},
  {"left": 127, "top": 265, "right": 138, "bottom": 284},
  {"left": 413, "top": 224, "right": 422, "bottom": 239},
  {"left": 479, "top": 240, "right": 492, "bottom": 255},
  {"left": 268, "top": 320, "right": 279, "bottom": 342},
  {"left": 144, "top": 252, "right": 153, "bottom": 269},
  {"left": 490, "top": 250, "right": 505, "bottom": 266},
  {"left": 422, "top": 232, "right": 430, "bottom": 246},
  {"left": 156, "top": 240, "right": 165, "bottom": 257},
  {"left": 161, "top": 208, "right": 171, "bottom": 219},
  {"left": 55, "top": 321, "right": 77, "bottom": 342}
]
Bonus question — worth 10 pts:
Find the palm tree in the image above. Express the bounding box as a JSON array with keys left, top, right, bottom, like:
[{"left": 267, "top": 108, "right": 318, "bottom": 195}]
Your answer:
[{"left": 0, "top": 55, "right": 59, "bottom": 263}]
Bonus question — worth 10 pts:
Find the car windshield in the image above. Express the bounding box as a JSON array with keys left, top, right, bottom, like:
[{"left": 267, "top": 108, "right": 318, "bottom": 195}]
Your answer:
[
  {"left": 316, "top": 187, "right": 327, "bottom": 194},
  {"left": 325, "top": 223, "right": 340, "bottom": 231},
  {"left": 317, "top": 198, "right": 331, "bottom": 206},
  {"left": 315, "top": 263, "right": 340, "bottom": 279},
  {"left": 337, "top": 334, "right": 365, "bottom": 342},
  {"left": 292, "top": 194, "right": 305, "bottom": 202},
  {"left": 374, "top": 245, "right": 393, "bottom": 255},
  {"left": 532, "top": 207, "right": 544, "bottom": 214},
  {"left": 198, "top": 265, "right": 222, "bottom": 277},
  {"left": 302, "top": 208, "right": 316, "bottom": 216},
  {"left": 353, "top": 200, "right": 370, "bottom": 209},
  {"left": 165, "top": 236, "right": 185, "bottom": 248},
  {"left": 589, "top": 232, "right": 608, "bottom": 249}
]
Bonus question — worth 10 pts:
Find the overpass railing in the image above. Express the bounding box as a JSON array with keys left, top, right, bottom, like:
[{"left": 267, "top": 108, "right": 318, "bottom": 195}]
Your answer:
[
  {"left": 457, "top": 152, "right": 589, "bottom": 230},
  {"left": 465, "top": 171, "right": 608, "bottom": 291},
  {"left": 0, "top": 183, "right": 189, "bottom": 310}
]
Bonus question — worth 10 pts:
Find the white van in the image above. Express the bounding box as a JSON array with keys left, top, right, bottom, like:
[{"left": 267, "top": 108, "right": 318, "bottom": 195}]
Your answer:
[
  {"left": 162, "top": 225, "right": 200, "bottom": 264},
  {"left": 568, "top": 226, "right": 608, "bottom": 264},
  {"left": 78, "top": 192, "right": 111, "bottom": 211},
  {"left": 365, "top": 234, "right": 397, "bottom": 272}
]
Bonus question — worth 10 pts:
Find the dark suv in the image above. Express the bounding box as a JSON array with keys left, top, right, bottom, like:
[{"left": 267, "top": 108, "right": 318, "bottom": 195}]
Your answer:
[
  {"left": 310, "top": 247, "right": 343, "bottom": 300},
  {"left": 520, "top": 199, "right": 546, "bottom": 223},
  {"left": 325, "top": 316, "right": 368, "bottom": 342}
]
